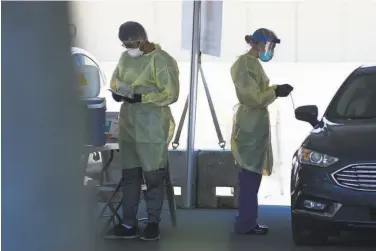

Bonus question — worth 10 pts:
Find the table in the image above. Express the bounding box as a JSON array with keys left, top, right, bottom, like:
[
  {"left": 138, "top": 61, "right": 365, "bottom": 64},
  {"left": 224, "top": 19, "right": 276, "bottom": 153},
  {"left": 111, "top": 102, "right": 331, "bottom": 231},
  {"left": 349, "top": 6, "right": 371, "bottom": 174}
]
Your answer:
[
  {"left": 82, "top": 140, "right": 119, "bottom": 185},
  {"left": 82, "top": 140, "right": 177, "bottom": 229}
]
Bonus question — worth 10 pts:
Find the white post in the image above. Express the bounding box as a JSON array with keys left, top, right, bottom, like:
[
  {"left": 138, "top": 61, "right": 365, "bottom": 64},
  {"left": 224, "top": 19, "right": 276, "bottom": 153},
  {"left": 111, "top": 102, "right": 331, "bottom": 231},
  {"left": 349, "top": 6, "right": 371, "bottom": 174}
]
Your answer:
[{"left": 184, "top": 0, "right": 201, "bottom": 208}]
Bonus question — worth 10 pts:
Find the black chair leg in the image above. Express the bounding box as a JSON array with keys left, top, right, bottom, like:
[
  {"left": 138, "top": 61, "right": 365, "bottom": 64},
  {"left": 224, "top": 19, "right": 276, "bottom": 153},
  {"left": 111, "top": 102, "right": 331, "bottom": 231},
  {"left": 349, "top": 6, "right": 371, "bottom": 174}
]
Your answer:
[
  {"left": 165, "top": 161, "right": 177, "bottom": 227},
  {"left": 138, "top": 160, "right": 177, "bottom": 227}
]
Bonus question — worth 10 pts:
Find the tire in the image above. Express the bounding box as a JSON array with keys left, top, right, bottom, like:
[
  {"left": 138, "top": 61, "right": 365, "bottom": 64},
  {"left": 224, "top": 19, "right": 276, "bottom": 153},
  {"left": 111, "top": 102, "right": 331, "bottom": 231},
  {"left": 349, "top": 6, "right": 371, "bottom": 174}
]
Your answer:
[{"left": 291, "top": 214, "right": 328, "bottom": 246}]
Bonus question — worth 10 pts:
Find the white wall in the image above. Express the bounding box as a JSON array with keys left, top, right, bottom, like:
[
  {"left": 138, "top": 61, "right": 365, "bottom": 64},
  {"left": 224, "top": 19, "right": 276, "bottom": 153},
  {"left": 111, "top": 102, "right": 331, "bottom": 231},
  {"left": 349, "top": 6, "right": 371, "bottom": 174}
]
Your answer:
[{"left": 69, "top": 0, "right": 376, "bottom": 62}]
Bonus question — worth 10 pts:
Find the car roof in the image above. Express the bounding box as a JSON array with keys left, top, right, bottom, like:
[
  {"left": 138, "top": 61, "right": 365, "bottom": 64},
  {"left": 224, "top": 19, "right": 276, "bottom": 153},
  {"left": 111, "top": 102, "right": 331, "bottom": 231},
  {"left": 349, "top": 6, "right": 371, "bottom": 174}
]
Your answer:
[
  {"left": 360, "top": 64, "right": 376, "bottom": 68},
  {"left": 355, "top": 64, "right": 376, "bottom": 74}
]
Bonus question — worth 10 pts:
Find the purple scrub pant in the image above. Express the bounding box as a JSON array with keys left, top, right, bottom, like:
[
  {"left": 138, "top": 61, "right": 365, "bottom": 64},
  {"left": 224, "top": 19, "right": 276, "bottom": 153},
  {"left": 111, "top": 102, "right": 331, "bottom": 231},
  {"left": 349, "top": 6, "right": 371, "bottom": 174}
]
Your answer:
[{"left": 234, "top": 168, "right": 262, "bottom": 234}]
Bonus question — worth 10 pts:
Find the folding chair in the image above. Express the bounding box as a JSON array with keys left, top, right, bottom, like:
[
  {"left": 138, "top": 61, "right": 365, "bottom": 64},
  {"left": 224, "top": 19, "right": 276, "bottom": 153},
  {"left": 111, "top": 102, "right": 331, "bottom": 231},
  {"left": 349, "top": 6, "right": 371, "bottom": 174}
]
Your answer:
[{"left": 97, "top": 160, "right": 177, "bottom": 238}]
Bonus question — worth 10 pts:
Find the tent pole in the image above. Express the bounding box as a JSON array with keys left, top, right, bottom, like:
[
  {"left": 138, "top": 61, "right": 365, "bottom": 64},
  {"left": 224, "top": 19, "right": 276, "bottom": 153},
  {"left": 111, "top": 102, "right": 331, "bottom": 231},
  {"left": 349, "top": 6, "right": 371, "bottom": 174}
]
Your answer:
[{"left": 184, "top": 0, "right": 201, "bottom": 209}]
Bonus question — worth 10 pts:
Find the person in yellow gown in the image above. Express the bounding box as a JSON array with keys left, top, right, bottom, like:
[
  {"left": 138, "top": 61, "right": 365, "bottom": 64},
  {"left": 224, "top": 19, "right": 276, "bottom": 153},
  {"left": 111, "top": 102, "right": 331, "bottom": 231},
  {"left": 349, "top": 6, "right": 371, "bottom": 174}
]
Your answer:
[
  {"left": 110, "top": 21, "right": 179, "bottom": 241},
  {"left": 230, "top": 28, "right": 293, "bottom": 235}
]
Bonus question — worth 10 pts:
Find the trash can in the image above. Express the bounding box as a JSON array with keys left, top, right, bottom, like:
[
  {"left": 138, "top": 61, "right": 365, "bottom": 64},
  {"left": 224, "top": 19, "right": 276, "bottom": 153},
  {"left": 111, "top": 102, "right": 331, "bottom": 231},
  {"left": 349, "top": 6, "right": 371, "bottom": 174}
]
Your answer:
[
  {"left": 83, "top": 98, "right": 106, "bottom": 146},
  {"left": 72, "top": 48, "right": 107, "bottom": 147}
]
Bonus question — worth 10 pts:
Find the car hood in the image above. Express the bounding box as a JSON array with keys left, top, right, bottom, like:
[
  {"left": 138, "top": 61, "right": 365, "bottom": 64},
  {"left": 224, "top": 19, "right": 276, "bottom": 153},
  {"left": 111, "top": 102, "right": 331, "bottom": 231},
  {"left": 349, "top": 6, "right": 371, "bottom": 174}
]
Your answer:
[{"left": 305, "top": 118, "right": 376, "bottom": 160}]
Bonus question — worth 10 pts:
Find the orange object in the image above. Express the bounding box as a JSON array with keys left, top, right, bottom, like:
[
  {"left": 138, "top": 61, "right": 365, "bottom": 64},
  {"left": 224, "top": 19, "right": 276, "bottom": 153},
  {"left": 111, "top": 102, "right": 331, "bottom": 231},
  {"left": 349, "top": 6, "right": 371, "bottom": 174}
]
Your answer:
[{"left": 77, "top": 72, "right": 87, "bottom": 86}]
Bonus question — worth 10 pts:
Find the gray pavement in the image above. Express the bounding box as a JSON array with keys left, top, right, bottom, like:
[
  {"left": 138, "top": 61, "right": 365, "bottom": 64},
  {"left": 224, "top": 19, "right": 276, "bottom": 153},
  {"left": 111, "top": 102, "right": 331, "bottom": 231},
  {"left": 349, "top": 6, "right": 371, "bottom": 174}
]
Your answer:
[{"left": 94, "top": 206, "right": 376, "bottom": 251}]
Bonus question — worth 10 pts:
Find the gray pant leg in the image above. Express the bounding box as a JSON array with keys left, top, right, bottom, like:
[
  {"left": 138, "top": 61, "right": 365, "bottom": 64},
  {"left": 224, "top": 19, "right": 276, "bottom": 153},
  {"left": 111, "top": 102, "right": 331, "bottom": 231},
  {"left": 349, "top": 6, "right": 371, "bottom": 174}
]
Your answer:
[
  {"left": 121, "top": 167, "right": 142, "bottom": 226},
  {"left": 143, "top": 169, "right": 166, "bottom": 223}
]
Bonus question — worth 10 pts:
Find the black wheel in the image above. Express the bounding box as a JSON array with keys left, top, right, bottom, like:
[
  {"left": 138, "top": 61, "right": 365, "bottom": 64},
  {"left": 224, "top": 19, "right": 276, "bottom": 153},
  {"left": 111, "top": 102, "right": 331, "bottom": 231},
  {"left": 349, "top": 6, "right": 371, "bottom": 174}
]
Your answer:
[{"left": 291, "top": 214, "right": 328, "bottom": 246}]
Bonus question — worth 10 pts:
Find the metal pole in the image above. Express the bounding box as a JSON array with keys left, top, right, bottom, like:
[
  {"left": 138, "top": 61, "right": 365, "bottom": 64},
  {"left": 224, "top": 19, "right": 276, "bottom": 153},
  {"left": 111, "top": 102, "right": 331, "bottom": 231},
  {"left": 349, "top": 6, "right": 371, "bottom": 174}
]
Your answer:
[
  {"left": 276, "top": 108, "right": 284, "bottom": 195},
  {"left": 184, "top": 0, "right": 201, "bottom": 208}
]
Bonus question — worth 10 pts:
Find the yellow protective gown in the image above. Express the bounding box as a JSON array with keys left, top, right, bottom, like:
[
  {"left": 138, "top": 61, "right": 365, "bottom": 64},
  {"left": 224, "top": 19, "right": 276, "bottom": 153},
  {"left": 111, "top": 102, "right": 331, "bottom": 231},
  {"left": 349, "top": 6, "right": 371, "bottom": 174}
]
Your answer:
[
  {"left": 110, "top": 45, "right": 179, "bottom": 172},
  {"left": 230, "top": 54, "right": 277, "bottom": 176}
]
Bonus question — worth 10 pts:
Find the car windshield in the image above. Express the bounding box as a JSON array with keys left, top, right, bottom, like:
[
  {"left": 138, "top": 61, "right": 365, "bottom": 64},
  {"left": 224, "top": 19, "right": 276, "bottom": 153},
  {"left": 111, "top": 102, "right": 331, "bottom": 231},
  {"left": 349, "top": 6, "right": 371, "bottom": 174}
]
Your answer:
[{"left": 326, "top": 69, "right": 376, "bottom": 120}]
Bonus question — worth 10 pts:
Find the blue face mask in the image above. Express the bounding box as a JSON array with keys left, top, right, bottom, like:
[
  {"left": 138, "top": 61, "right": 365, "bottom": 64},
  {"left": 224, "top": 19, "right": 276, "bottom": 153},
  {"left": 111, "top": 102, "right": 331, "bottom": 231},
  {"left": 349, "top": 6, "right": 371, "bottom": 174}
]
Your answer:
[{"left": 259, "top": 51, "right": 273, "bottom": 62}]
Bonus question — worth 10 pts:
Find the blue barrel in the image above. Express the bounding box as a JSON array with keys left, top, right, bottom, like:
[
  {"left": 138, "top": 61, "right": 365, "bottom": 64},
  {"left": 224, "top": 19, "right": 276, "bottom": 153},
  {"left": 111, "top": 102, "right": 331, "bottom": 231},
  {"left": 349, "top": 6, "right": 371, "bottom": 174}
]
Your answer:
[{"left": 83, "top": 98, "right": 106, "bottom": 146}]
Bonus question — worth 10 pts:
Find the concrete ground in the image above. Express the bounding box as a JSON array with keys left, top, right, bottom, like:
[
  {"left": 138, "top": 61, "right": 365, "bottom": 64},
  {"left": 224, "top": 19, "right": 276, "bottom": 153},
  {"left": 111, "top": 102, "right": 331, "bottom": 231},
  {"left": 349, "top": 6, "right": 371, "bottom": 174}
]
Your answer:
[{"left": 94, "top": 206, "right": 376, "bottom": 251}]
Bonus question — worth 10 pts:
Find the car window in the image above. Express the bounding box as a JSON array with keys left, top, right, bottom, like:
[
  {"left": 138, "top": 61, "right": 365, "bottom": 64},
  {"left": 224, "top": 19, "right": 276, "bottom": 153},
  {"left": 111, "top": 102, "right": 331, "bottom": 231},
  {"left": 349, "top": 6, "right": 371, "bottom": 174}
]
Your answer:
[{"left": 327, "top": 71, "right": 376, "bottom": 120}]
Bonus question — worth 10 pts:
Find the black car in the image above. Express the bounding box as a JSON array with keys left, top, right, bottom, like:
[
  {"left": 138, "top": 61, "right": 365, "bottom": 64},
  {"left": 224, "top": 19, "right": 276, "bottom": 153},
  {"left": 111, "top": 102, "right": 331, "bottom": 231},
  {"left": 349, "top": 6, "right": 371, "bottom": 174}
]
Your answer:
[{"left": 290, "top": 65, "right": 376, "bottom": 245}]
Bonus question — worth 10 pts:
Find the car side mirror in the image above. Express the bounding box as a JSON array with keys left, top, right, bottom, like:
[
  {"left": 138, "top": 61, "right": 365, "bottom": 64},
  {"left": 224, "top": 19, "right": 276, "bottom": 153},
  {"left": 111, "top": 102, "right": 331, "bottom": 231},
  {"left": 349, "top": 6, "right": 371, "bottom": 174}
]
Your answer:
[{"left": 295, "top": 105, "right": 319, "bottom": 127}]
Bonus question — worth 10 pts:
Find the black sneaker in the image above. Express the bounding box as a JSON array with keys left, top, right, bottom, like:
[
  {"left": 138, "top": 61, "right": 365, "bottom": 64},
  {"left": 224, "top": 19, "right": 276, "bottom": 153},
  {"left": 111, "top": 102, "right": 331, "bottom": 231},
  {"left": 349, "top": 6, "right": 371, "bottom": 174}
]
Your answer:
[
  {"left": 139, "top": 223, "right": 160, "bottom": 241},
  {"left": 105, "top": 225, "right": 139, "bottom": 239},
  {"left": 245, "top": 224, "right": 269, "bottom": 235}
]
